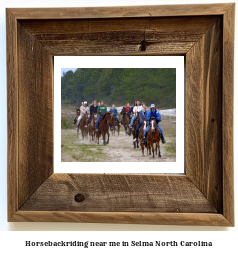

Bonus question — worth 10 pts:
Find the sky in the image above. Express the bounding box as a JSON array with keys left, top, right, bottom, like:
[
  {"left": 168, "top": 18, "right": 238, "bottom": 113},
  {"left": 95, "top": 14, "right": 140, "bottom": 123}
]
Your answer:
[{"left": 61, "top": 68, "right": 77, "bottom": 76}]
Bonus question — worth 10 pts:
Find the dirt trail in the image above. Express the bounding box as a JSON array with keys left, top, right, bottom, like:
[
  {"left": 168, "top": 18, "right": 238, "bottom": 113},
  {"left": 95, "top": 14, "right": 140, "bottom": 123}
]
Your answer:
[{"left": 62, "top": 127, "right": 175, "bottom": 162}]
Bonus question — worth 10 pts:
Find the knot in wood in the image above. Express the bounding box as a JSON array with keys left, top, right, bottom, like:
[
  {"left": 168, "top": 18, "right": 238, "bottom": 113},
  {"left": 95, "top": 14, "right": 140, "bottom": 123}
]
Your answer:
[
  {"left": 140, "top": 40, "right": 147, "bottom": 51},
  {"left": 74, "top": 193, "right": 85, "bottom": 202}
]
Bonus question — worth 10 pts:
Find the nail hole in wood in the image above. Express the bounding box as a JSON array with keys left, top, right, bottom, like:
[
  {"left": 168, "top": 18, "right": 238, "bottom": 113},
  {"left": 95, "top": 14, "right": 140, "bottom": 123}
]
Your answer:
[
  {"left": 211, "top": 119, "right": 215, "bottom": 122},
  {"left": 74, "top": 193, "right": 85, "bottom": 202}
]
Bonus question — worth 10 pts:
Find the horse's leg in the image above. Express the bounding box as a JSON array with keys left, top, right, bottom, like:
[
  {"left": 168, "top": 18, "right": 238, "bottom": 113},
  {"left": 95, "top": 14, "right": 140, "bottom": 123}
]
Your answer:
[
  {"left": 147, "top": 142, "right": 151, "bottom": 156},
  {"left": 158, "top": 142, "right": 161, "bottom": 157},
  {"left": 125, "top": 126, "right": 127, "bottom": 135},
  {"left": 107, "top": 130, "right": 110, "bottom": 144},
  {"left": 141, "top": 143, "right": 144, "bottom": 156},
  {"left": 148, "top": 142, "right": 151, "bottom": 155},
  {"left": 77, "top": 128, "right": 79, "bottom": 139},
  {"left": 103, "top": 132, "right": 106, "bottom": 145},
  {"left": 97, "top": 132, "right": 99, "bottom": 145},
  {"left": 152, "top": 143, "right": 155, "bottom": 158}
]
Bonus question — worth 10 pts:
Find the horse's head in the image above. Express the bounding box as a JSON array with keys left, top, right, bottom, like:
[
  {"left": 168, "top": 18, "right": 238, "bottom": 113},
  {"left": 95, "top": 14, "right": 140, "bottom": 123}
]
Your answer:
[
  {"left": 120, "top": 107, "right": 125, "bottom": 115},
  {"left": 150, "top": 117, "right": 156, "bottom": 132},
  {"left": 83, "top": 113, "right": 89, "bottom": 121},
  {"left": 142, "top": 117, "right": 147, "bottom": 129},
  {"left": 105, "top": 112, "right": 112, "bottom": 123},
  {"left": 76, "top": 108, "right": 80, "bottom": 117}
]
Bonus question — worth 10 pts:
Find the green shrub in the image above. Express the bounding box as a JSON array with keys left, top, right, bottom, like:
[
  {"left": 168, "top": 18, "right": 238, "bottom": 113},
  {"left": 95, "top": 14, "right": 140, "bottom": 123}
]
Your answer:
[{"left": 61, "top": 117, "right": 70, "bottom": 129}]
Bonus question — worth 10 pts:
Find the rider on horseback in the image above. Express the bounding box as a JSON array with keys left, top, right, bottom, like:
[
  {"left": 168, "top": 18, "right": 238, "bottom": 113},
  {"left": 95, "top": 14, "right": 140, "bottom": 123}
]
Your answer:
[
  {"left": 133, "top": 103, "right": 149, "bottom": 142},
  {"left": 76, "top": 101, "right": 89, "bottom": 129},
  {"left": 141, "top": 104, "right": 166, "bottom": 144},
  {"left": 128, "top": 100, "right": 142, "bottom": 135},
  {"left": 87, "top": 100, "right": 98, "bottom": 125},
  {"left": 95, "top": 100, "right": 111, "bottom": 131},
  {"left": 109, "top": 104, "right": 121, "bottom": 128}
]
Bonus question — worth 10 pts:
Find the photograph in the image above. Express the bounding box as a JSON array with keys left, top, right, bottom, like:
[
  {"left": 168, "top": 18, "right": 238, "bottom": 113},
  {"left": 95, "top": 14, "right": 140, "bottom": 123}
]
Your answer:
[{"left": 61, "top": 68, "right": 176, "bottom": 162}]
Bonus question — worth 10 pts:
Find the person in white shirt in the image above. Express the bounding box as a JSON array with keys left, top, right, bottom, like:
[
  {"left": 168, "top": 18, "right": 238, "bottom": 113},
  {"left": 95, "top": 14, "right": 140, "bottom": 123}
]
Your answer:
[
  {"left": 128, "top": 100, "right": 142, "bottom": 135},
  {"left": 76, "top": 101, "right": 89, "bottom": 129}
]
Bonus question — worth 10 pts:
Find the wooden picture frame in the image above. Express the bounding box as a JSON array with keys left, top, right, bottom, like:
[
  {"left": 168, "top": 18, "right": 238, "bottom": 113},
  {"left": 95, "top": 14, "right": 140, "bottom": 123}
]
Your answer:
[{"left": 7, "top": 3, "right": 234, "bottom": 226}]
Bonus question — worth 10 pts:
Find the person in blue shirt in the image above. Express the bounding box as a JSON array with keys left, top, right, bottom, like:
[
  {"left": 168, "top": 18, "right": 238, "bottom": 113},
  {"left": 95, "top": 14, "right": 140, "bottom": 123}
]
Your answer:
[
  {"left": 109, "top": 104, "right": 121, "bottom": 129},
  {"left": 133, "top": 103, "right": 149, "bottom": 142},
  {"left": 141, "top": 104, "right": 166, "bottom": 144}
]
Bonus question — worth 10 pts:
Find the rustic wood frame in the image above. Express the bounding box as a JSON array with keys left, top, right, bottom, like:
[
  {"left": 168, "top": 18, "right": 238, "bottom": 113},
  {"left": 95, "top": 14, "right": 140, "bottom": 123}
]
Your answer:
[{"left": 7, "top": 4, "right": 234, "bottom": 226}]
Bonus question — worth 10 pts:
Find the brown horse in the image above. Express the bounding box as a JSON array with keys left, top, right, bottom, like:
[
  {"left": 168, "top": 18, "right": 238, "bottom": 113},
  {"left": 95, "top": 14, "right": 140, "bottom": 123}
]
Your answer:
[
  {"left": 88, "top": 113, "right": 97, "bottom": 141},
  {"left": 131, "top": 112, "right": 140, "bottom": 149},
  {"left": 79, "top": 113, "right": 89, "bottom": 140},
  {"left": 110, "top": 114, "right": 120, "bottom": 136},
  {"left": 96, "top": 112, "right": 112, "bottom": 145},
  {"left": 120, "top": 107, "right": 130, "bottom": 135},
  {"left": 147, "top": 117, "right": 161, "bottom": 158},
  {"left": 139, "top": 117, "right": 150, "bottom": 156}
]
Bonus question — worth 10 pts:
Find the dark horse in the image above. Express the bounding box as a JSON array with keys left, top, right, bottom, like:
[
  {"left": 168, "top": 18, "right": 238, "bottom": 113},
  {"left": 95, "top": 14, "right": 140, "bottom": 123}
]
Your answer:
[
  {"left": 131, "top": 112, "right": 140, "bottom": 149},
  {"left": 110, "top": 114, "right": 120, "bottom": 136},
  {"left": 120, "top": 107, "right": 130, "bottom": 135},
  {"left": 147, "top": 117, "right": 161, "bottom": 158},
  {"left": 79, "top": 113, "right": 89, "bottom": 140},
  {"left": 73, "top": 108, "right": 80, "bottom": 125},
  {"left": 88, "top": 113, "right": 97, "bottom": 142},
  {"left": 96, "top": 112, "right": 112, "bottom": 145}
]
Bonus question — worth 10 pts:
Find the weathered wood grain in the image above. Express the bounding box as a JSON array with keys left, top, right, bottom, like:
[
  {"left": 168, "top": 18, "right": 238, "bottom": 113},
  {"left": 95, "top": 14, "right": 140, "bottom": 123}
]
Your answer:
[
  {"left": 20, "top": 17, "right": 218, "bottom": 34},
  {"left": 11, "top": 211, "right": 232, "bottom": 226},
  {"left": 6, "top": 9, "right": 18, "bottom": 221},
  {"left": 39, "top": 41, "right": 194, "bottom": 56},
  {"left": 20, "top": 174, "right": 217, "bottom": 213},
  {"left": 186, "top": 18, "right": 223, "bottom": 212},
  {"left": 18, "top": 23, "right": 54, "bottom": 208},
  {"left": 222, "top": 4, "right": 235, "bottom": 226},
  {"left": 8, "top": 4, "right": 233, "bottom": 19},
  {"left": 19, "top": 17, "right": 218, "bottom": 56}
]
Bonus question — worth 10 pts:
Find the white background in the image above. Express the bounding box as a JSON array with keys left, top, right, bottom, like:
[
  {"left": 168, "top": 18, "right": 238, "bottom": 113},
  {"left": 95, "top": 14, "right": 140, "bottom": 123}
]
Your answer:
[
  {"left": 0, "top": 0, "right": 237, "bottom": 252},
  {"left": 55, "top": 56, "right": 184, "bottom": 173}
]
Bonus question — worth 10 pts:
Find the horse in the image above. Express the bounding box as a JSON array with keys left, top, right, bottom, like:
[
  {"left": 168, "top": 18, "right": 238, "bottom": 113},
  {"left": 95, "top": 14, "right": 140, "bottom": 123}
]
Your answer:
[
  {"left": 131, "top": 112, "right": 140, "bottom": 149},
  {"left": 79, "top": 113, "right": 89, "bottom": 140},
  {"left": 147, "top": 117, "right": 161, "bottom": 158},
  {"left": 110, "top": 114, "right": 120, "bottom": 136},
  {"left": 73, "top": 108, "right": 80, "bottom": 125},
  {"left": 138, "top": 117, "right": 150, "bottom": 156},
  {"left": 96, "top": 112, "right": 112, "bottom": 145},
  {"left": 120, "top": 107, "right": 130, "bottom": 135},
  {"left": 88, "top": 113, "right": 98, "bottom": 142}
]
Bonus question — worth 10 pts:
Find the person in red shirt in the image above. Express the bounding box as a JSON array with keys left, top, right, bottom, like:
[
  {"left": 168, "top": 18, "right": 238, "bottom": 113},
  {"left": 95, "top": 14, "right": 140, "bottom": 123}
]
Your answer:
[{"left": 125, "top": 103, "right": 131, "bottom": 114}]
